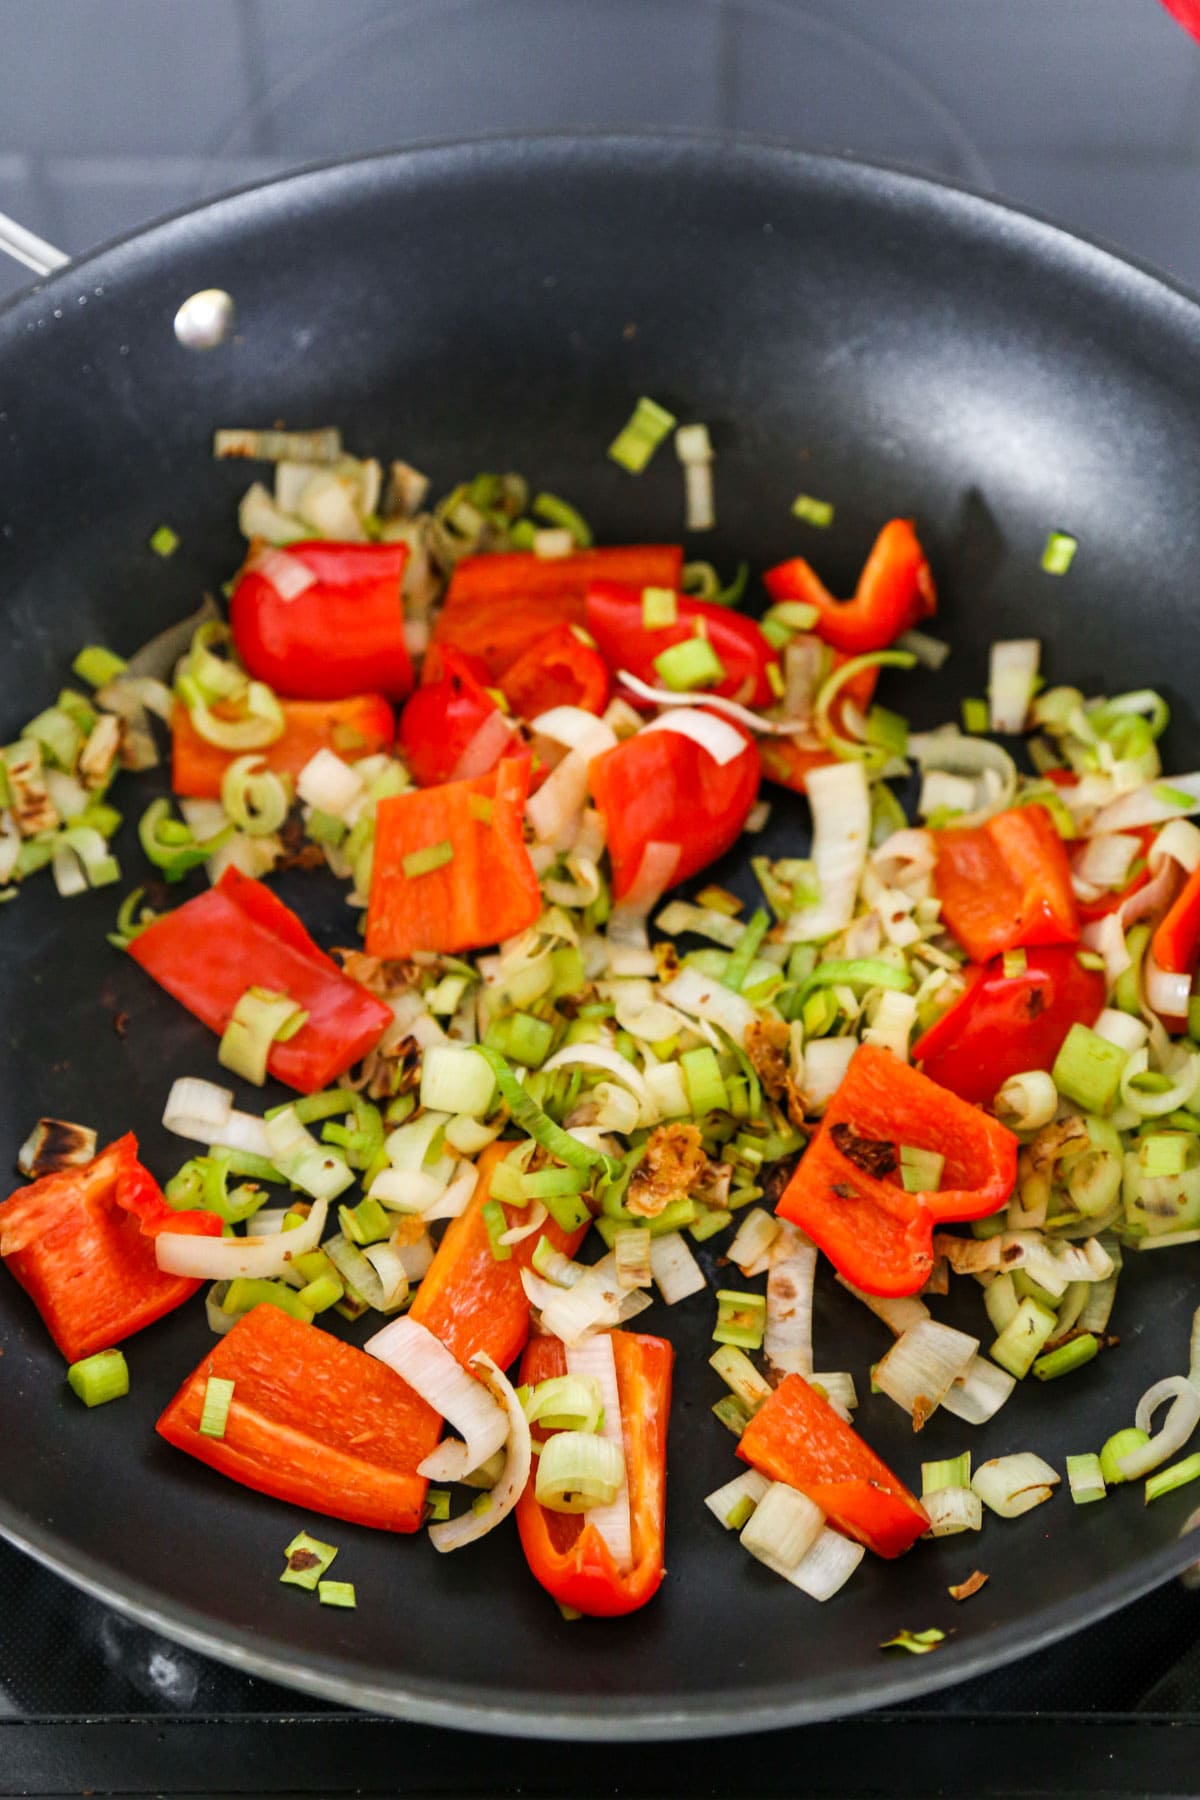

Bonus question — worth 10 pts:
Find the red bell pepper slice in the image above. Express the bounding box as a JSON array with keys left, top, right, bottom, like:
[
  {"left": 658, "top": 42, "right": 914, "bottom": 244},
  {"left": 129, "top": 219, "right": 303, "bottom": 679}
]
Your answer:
[
  {"left": 409, "top": 1141, "right": 590, "bottom": 1370},
  {"left": 128, "top": 866, "right": 392, "bottom": 1093},
  {"left": 498, "top": 622, "right": 610, "bottom": 720},
  {"left": 171, "top": 693, "right": 394, "bottom": 799},
  {"left": 756, "top": 656, "right": 881, "bottom": 795},
  {"left": 397, "top": 646, "right": 519, "bottom": 789},
  {"left": 913, "top": 945, "right": 1107, "bottom": 1107},
  {"left": 230, "top": 540, "right": 412, "bottom": 703},
  {"left": 1152, "top": 862, "right": 1200, "bottom": 986},
  {"left": 589, "top": 718, "right": 761, "bottom": 901},
  {"left": 764, "top": 519, "right": 936, "bottom": 655},
  {"left": 1076, "top": 826, "right": 1155, "bottom": 923},
  {"left": 737, "top": 1373, "right": 928, "bottom": 1558},
  {"left": 157, "top": 1302, "right": 440, "bottom": 1533},
  {"left": 777, "top": 1044, "right": 1018, "bottom": 1296},
  {"left": 933, "top": 804, "right": 1080, "bottom": 964},
  {"left": 515, "top": 1330, "right": 673, "bottom": 1617},
  {"left": 0, "top": 1135, "right": 220, "bottom": 1363},
  {"left": 584, "top": 581, "right": 779, "bottom": 709},
  {"left": 432, "top": 546, "right": 683, "bottom": 679},
  {"left": 365, "top": 756, "right": 541, "bottom": 957}
]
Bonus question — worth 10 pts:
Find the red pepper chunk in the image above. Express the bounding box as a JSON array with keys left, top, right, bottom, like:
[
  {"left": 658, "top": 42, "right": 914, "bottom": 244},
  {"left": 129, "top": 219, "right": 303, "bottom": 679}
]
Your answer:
[
  {"left": 409, "top": 1141, "right": 590, "bottom": 1370},
  {"left": 433, "top": 546, "right": 683, "bottom": 679},
  {"left": 1152, "top": 863, "right": 1200, "bottom": 988},
  {"left": 913, "top": 945, "right": 1107, "bottom": 1107},
  {"left": 498, "top": 622, "right": 610, "bottom": 721},
  {"left": 738, "top": 1374, "right": 928, "bottom": 1559},
  {"left": 516, "top": 1330, "right": 673, "bottom": 1617},
  {"left": 366, "top": 756, "right": 541, "bottom": 958},
  {"left": 777, "top": 1044, "right": 1018, "bottom": 1296},
  {"left": 230, "top": 540, "right": 412, "bottom": 702},
  {"left": 171, "top": 692, "right": 394, "bottom": 799},
  {"left": 589, "top": 719, "right": 761, "bottom": 901},
  {"left": 128, "top": 867, "right": 392, "bottom": 1093},
  {"left": 764, "top": 519, "right": 936, "bottom": 655},
  {"left": 0, "top": 1135, "right": 221, "bottom": 1364},
  {"left": 933, "top": 804, "right": 1080, "bottom": 964},
  {"left": 398, "top": 646, "right": 515, "bottom": 788},
  {"left": 584, "top": 581, "right": 779, "bottom": 709},
  {"left": 157, "top": 1303, "right": 440, "bottom": 1533}
]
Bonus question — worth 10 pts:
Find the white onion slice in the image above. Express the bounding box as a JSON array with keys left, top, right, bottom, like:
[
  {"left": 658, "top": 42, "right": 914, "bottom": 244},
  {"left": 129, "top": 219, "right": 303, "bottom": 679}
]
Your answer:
[
  {"left": 782, "top": 760, "right": 870, "bottom": 944},
  {"left": 988, "top": 639, "right": 1040, "bottom": 734},
  {"left": 1081, "top": 913, "right": 1133, "bottom": 985},
  {"left": 155, "top": 1198, "right": 327, "bottom": 1280},
  {"left": 764, "top": 1223, "right": 817, "bottom": 1379},
  {"left": 660, "top": 964, "right": 757, "bottom": 1045},
  {"left": 428, "top": 1355, "right": 532, "bottom": 1553},
  {"left": 648, "top": 1231, "right": 707, "bottom": 1304},
  {"left": 296, "top": 748, "right": 363, "bottom": 818},
  {"left": 1144, "top": 952, "right": 1193, "bottom": 1020},
  {"left": 616, "top": 668, "right": 796, "bottom": 735},
  {"left": 1118, "top": 1375, "right": 1200, "bottom": 1479},
  {"left": 422, "top": 1162, "right": 479, "bottom": 1222},
  {"left": 499, "top": 1201, "right": 548, "bottom": 1246},
  {"left": 787, "top": 1526, "right": 865, "bottom": 1600},
  {"left": 450, "top": 707, "right": 519, "bottom": 782},
  {"left": 800, "top": 1038, "right": 857, "bottom": 1112},
  {"left": 566, "top": 1333, "right": 633, "bottom": 1570},
  {"left": 1090, "top": 774, "right": 1200, "bottom": 835},
  {"left": 972, "top": 1453, "right": 1059, "bottom": 1518},
  {"left": 526, "top": 748, "right": 590, "bottom": 844},
  {"left": 939, "top": 1354, "right": 1016, "bottom": 1425},
  {"left": 874, "top": 1320, "right": 979, "bottom": 1427},
  {"left": 642, "top": 708, "right": 750, "bottom": 766},
  {"left": 530, "top": 707, "right": 618, "bottom": 761},
  {"left": 366, "top": 1316, "right": 509, "bottom": 1482}
]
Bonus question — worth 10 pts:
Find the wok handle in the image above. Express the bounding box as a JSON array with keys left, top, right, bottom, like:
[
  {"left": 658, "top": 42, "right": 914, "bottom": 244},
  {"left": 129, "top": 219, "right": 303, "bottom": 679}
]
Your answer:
[{"left": 0, "top": 210, "right": 70, "bottom": 278}]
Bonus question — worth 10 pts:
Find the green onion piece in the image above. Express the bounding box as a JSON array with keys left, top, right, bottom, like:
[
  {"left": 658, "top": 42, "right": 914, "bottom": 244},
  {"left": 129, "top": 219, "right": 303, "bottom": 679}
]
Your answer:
[
  {"left": 73, "top": 645, "right": 128, "bottom": 688},
  {"left": 880, "top": 1629, "right": 945, "bottom": 1655},
  {"left": 641, "top": 585, "right": 678, "bottom": 629},
  {"left": 482, "top": 1198, "right": 513, "bottom": 1262},
  {"left": 990, "top": 1296, "right": 1057, "bottom": 1379},
  {"left": 1051, "top": 1024, "right": 1128, "bottom": 1115},
  {"left": 1032, "top": 1334, "right": 1099, "bottom": 1381},
  {"left": 1145, "top": 1452, "right": 1200, "bottom": 1505},
  {"left": 608, "top": 396, "right": 677, "bottom": 473},
  {"left": 532, "top": 491, "right": 592, "bottom": 548},
  {"left": 652, "top": 636, "right": 727, "bottom": 692},
  {"left": 961, "top": 697, "right": 989, "bottom": 734},
  {"left": 222, "top": 1278, "right": 313, "bottom": 1325},
  {"left": 791, "top": 494, "right": 834, "bottom": 528},
  {"left": 1002, "top": 948, "right": 1028, "bottom": 980},
  {"left": 712, "top": 1392, "right": 752, "bottom": 1436},
  {"left": 297, "top": 1272, "right": 344, "bottom": 1314},
  {"left": 219, "top": 986, "right": 308, "bottom": 1086},
  {"left": 1099, "top": 1428, "right": 1151, "bottom": 1487},
  {"left": 280, "top": 1531, "right": 338, "bottom": 1591},
  {"left": 66, "top": 1348, "right": 129, "bottom": 1408},
  {"left": 1066, "top": 1452, "right": 1107, "bottom": 1505},
  {"left": 402, "top": 839, "right": 454, "bottom": 880},
  {"left": 149, "top": 523, "right": 180, "bottom": 557},
  {"left": 535, "top": 1430, "right": 624, "bottom": 1511},
  {"left": 338, "top": 1197, "right": 392, "bottom": 1247},
  {"left": 318, "top": 1580, "right": 357, "bottom": 1609},
  {"left": 483, "top": 1011, "right": 555, "bottom": 1069},
  {"left": 474, "top": 1046, "right": 612, "bottom": 1174},
  {"left": 723, "top": 908, "right": 770, "bottom": 994},
  {"left": 899, "top": 1145, "right": 945, "bottom": 1194},
  {"left": 1041, "top": 531, "right": 1077, "bottom": 575},
  {"left": 198, "top": 1375, "right": 236, "bottom": 1440},
  {"left": 921, "top": 1453, "right": 970, "bottom": 1497},
  {"left": 713, "top": 1289, "right": 767, "bottom": 1351},
  {"left": 681, "top": 1046, "right": 729, "bottom": 1117},
  {"left": 866, "top": 704, "right": 909, "bottom": 760}
]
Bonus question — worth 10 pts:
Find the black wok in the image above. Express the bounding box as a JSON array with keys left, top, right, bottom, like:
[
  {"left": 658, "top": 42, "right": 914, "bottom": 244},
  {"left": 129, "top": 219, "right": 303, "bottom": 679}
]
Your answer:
[{"left": 3, "top": 136, "right": 1200, "bottom": 1739}]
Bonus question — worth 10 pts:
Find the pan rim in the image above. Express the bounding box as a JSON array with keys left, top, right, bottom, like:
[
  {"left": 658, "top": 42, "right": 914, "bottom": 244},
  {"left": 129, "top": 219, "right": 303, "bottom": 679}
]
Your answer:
[{"left": 3, "top": 129, "right": 1200, "bottom": 1737}]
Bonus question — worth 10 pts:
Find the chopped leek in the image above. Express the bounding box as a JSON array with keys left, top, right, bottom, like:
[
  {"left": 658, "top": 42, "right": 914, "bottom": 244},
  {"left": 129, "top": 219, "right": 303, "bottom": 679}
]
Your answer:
[
  {"left": 1052, "top": 1024, "right": 1128, "bottom": 1115},
  {"left": 791, "top": 494, "right": 834, "bottom": 528},
  {"left": 1066, "top": 1452, "right": 1107, "bottom": 1505},
  {"left": 73, "top": 645, "right": 127, "bottom": 688},
  {"left": 318, "top": 1580, "right": 357, "bottom": 1609},
  {"left": 1145, "top": 1453, "right": 1200, "bottom": 1504},
  {"left": 608, "top": 396, "right": 676, "bottom": 473},
  {"left": 149, "top": 523, "right": 180, "bottom": 557},
  {"left": 990, "top": 1297, "right": 1057, "bottom": 1379},
  {"left": 532, "top": 491, "right": 592, "bottom": 548},
  {"left": 713, "top": 1290, "right": 767, "bottom": 1351},
  {"left": 681, "top": 1046, "right": 729, "bottom": 1117},
  {"left": 198, "top": 1376, "right": 236, "bottom": 1440},
  {"left": 1100, "top": 1428, "right": 1150, "bottom": 1487},
  {"left": 218, "top": 987, "right": 308, "bottom": 1087},
  {"left": 402, "top": 839, "right": 454, "bottom": 879},
  {"left": 535, "top": 1430, "right": 625, "bottom": 1511},
  {"left": 482, "top": 1198, "right": 512, "bottom": 1262},
  {"left": 922, "top": 1454, "right": 971, "bottom": 1496},
  {"left": 961, "top": 697, "right": 989, "bottom": 734},
  {"left": 880, "top": 1629, "right": 945, "bottom": 1655},
  {"left": 653, "top": 636, "right": 726, "bottom": 692},
  {"left": 67, "top": 1349, "right": 129, "bottom": 1408},
  {"left": 1033, "top": 1334, "right": 1099, "bottom": 1381},
  {"left": 642, "top": 585, "right": 678, "bottom": 629},
  {"left": 280, "top": 1532, "right": 338, "bottom": 1591},
  {"left": 1041, "top": 531, "right": 1077, "bottom": 575}
]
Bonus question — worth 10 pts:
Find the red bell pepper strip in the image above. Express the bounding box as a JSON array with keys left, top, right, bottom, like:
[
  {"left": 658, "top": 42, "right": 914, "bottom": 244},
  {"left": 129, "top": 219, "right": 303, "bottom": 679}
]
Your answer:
[
  {"left": 433, "top": 546, "right": 683, "bottom": 679},
  {"left": 1076, "top": 825, "right": 1155, "bottom": 923},
  {"left": 912, "top": 945, "right": 1107, "bottom": 1107},
  {"left": 777, "top": 1044, "right": 1018, "bottom": 1296},
  {"left": 1152, "top": 862, "right": 1200, "bottom": 991},
  {"left": 128, "top": 866, "right": 392, "bottom": 1093},
  {"left": 171, "top": 693, "right": 394, "bottom": 799},
  {"left": 515, "top": 1330, "right": 673, "bottom": 1617},
  {"left": 756, "top": 656, "right": 881, "bottom": 795},
  {"left": 498, "top": 622, "right": 611, "bottom": 720},
  {"left": 409, "top": 1141, "right": 590, "bottom": 1370},
  {"left": 763, "top": 519, "right": 936, "bottom": 655},
  {"left": 365, "top": 756, "right": 541, "bottom": 958},
  {"left": 157, "top": 1302, "right": 440, "bottom": 1533},
  {"left": 230, "top": 540, "right": 412, "bottom": 703},
  {"left": 0, "top": 1135, "right": 220, "bottom": 1364},
  {"left": 737, "top": 1373, "right": 929, "bottom": 1558},
  {"left": 589, "top": 718, "right": 761, "bottom": 901},
  {"left": 398, "top": 646, "right": 519, "bottom": 788},
  {"left": 933, "top": 804, "right": 1080, "bottom": 964},
  {"left": 584, "top": 581, "right": 779, "bottom": 709}
]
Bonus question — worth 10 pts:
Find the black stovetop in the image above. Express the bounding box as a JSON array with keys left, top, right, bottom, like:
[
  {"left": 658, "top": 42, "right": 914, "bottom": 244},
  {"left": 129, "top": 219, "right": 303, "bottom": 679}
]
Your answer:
[{"left": 3, "top": 2, "right": 1200, "bottom": 1794}]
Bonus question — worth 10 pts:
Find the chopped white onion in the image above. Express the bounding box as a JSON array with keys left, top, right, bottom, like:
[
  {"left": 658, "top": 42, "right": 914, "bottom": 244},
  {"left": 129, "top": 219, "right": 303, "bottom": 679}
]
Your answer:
[
  {"left": 782, "top": 761, "right": 870, "bottom": 944},
  {"left": 162, "top": 1078, "right": 272, "bottom": 1159},
  {"left": 660, "top": 964, "right": 758, "bottom": 1045},
  {"left": 799, "top": 1037, "right": 857, "bottom": 1112},
  {"left": 520, "top": 1260, "right": 625, "bottom": 1343},
  {"left": 531, "top": 707, "right": 618, "bottom": 762},
  {"left": 874, "top": 1320, "right": 979, "bottom": 1427},
  {"left": 428, "top": 1355, "right": 533, "bottom": 1554},
  {"left": 939, "top": 1355, "right": 1016, "bottom": 1425},
  {"left": 1117, "top": 1375, "right": 1200, "bottom": 1480},
  {"left": 366, "top": 1316, "right": 509, "bottom": 1482},
  {"left": 764, "top": 1223, "right": 817, "bottom": 1379},
  {"left": 727, "top": 1208, "right": 782, "bottom": 1277},
  {"left": 155, "top": 1198, "right": 327, "bottom": 1281},
  {"left": 498, "top": 1201, "right": 548, "bottom": 1247},
  {"left": 642, "top": 709, "right": 751, "bottom": 767},
  {"left": 296, "top": 748, "right": 364, "bottom": 818},
  {"left": 787, "top": 1526, "right": 865, "bottom": 1600},
  {"left": 1073, "top": 831, "right": 1141, "bottom": 893},
  {"left": 988, "top": 639, "right": 1040, "bottom": 734},
  {"left": 565, "top": 1333, "right": 633, "bottom": 1570},
  {"left": 972, "top": 1453, "right": 1060, "bottom": 1518},
  {"left": 648, "top": 1231, "right": 707, "bottom": 1304}
]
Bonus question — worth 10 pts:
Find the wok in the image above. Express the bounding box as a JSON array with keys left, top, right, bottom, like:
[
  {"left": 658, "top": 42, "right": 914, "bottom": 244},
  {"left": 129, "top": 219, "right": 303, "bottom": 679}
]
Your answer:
[{"left": 2, "top": 135, "right": 1200, "bottom": 1740}]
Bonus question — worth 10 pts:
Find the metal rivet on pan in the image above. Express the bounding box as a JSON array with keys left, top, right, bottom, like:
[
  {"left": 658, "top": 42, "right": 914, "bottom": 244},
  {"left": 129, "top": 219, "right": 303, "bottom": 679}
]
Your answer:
[{"left": 173, "top": 288, "right": 236, "bottom": 351}]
